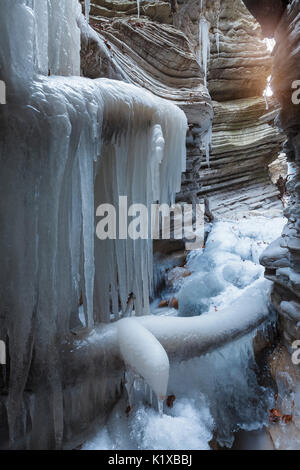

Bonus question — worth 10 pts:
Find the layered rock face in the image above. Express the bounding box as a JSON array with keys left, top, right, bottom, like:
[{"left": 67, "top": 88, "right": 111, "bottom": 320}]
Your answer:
[
  {"left": 81, "top": 15, "right": 212, "bottom": 129},
  {"left": 82, "top": 0, "right": 285, "bottom": 217},
  {"left": 242, "top": 0, "right": 300, "bottom": 449}
]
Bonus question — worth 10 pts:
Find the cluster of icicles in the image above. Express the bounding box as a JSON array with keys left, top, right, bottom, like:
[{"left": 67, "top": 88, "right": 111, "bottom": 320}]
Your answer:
[
  {"left": 198, "top": 0, "right": 220, "bottom": 167},
  {"left": 0, "top": 0, "right": 187, "bottom": 440}
]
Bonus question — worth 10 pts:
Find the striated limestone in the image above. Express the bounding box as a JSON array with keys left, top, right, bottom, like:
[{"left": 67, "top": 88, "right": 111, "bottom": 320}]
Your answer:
[
  {"left": 175, "top": 0, "right": 272, "bottom": 101},
  {"left": 83, "top": 0, "right": 173, "bottom": 23},
  {"left": 249, "top": 0, "right": 300, "bottom": 347},
  {"left": 179, "top": 96, "right": 285, "bottom": 216}
]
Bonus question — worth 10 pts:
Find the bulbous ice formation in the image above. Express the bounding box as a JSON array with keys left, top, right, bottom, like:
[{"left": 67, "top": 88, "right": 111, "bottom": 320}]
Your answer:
[{"left": 118, "top": 318, "right": 170, "bottom": 400}]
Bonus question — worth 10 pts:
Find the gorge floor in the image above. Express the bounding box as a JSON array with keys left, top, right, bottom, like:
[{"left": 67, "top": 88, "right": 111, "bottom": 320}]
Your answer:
[{"left": 83, "top": 211, "right": 286, "bottom": 450}]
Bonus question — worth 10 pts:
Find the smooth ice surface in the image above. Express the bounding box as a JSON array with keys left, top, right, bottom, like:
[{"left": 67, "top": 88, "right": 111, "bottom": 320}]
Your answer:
[
  {"left": 84, "top": 215, "right": 285, "bottom": 449},
  {"left": 118, "top": 318, "right": 169, "bottom": 399}
]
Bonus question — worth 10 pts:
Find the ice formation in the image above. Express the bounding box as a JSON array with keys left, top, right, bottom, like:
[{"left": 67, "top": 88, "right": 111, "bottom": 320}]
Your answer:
[
  {"left": 201, "top": 124, "right": 212, "bottom": 167},
  {"left": 84, "top": 216, "right": 286, "bottom": 449},
  {"left": 263, "top": 76, "right": 273, "bottom": 110},
  {"left": 139, "top": 279, "right": 272, "bottom": 359},
  {"left": 118, "top": 318, "right": 169, "bottom": 400},
  {"left": 0, "top": 0, "right": 187, "bottom": 445},
  {"left": 215, "top": 31, "right": 220, "bottom": 56},
  {"left": 94, "top": 83, "right": 187, "bottom": 322}
]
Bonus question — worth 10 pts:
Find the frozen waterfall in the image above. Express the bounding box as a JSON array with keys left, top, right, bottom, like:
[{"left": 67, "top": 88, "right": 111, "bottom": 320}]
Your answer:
[{"left": 0, "top": 0, "right": 187, "bottom": 447}]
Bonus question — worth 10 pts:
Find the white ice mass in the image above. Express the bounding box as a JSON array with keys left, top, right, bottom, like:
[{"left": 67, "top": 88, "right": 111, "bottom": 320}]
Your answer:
[
  {"left": 84, "top": 215, "right": 286, "bottom": 449},
  {"left": 118, "top": 318, "right": 169, "bottom": 400},
  {"left": 0, "top": 0, "right": 187, "bottom": 444}
]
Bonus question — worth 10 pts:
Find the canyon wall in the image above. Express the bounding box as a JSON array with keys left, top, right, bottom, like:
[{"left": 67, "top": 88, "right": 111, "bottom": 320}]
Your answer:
[
  {"left": 83, "top": 0, "right": 285, "bottom": 217},
  {"left": 245, "top": 0, "right": 300, "bottom": 349},
  {"left": 175, "top": 0, "right": 285, "bottom": 216}
]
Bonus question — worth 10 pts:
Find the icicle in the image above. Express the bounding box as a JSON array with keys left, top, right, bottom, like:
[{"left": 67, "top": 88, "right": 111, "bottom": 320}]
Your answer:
[
  {"left": 85, "top": 0, "right": 90, "bottom": 23},
  {"left": 94, "top": 82, "right": 187, "bottom": 322},
  {"left": 137, "top": 0, "right": 140, "bottom": 18},
  {"left": 198, "top": 17, "right": 210, "bottom": 86},
  {"left": 48, "top": 0, "right": 81, "bottom": 76},
  {"left": 125, "top": 370, "right": 135, "bottom": 407},
  {"left": 118, "top": 318, "right": 170, "bottom": 401},
  {"left": 215, "top": 10, "right": 220, "bottom": 56},
  {"left": 158, "top": 397, "right": 164, "bottom": 417},
  {"left": 263, "top": 90, "right": 269, "bottom": 110},
  {"left": 215, "top": 32, "right": 220, "bottom": 55},
  {"left": 1, "top": 0, "right": 188, "bottom": 445}
]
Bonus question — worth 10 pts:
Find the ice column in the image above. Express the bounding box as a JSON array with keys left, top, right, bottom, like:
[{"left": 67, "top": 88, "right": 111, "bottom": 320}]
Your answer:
[
  {"left": 198, "top": 17, "right": 210, "bottom": 86},
  {"left": 118, "top": 318, "right": 170, "bottom": 401},
  {"left": 85, "top": 0, "right": 91, "bottom": 23}
]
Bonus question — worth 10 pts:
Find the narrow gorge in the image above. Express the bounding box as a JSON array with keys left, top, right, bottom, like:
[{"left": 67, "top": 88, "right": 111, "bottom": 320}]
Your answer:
[{"left": 0, "top": 0, "right": 300, "bottom": 451}]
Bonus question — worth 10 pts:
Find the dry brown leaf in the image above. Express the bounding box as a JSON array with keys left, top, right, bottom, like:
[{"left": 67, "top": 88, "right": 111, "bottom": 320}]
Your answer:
[
  {"left": 269, "top": 408, "right": 281, "bottom": 423},
  {"left": 282, "top": 414, "right": 293, "bottom": 424},
  {"left": 169, "top": 297, "right": 179, "bottom": 309},
  {"left": 166, "top": 395, "right": 176, "bottom": 408}
]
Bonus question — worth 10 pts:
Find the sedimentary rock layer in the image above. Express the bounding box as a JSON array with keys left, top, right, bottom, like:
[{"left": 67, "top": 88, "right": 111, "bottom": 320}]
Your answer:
[
  {"left": 175, "top": 0, "right": 272, "bottom": 101},
  {"left": 253, "top": 0, "right": 300, "bottom": 347},
  {"left": 81, "top": 15, "right": 213, "bottom": 129}
]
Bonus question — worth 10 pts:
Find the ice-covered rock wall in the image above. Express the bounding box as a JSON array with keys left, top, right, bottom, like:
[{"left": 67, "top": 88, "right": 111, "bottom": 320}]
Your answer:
[
  {"left": 0, "top": 0, "right": 187, "bottom": 448},
  {"left": 175, "top": 0, "right": 286, "bottom": 215}
]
